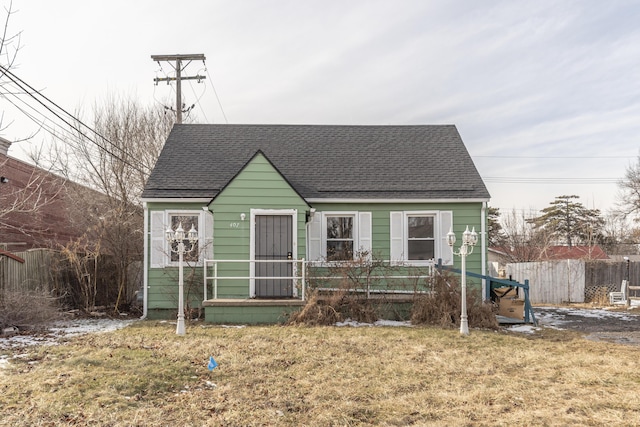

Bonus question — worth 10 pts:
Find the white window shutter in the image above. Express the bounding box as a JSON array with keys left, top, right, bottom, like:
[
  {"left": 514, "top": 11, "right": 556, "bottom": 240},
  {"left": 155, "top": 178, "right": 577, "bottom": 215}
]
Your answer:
[
  {"left": 440, "top": 211, "right": 454, "bottom": 266},
  {"left": 150, "top": 211, "right": 166, "bottom": 268},
  {"left": 390, "top": 211, "right": 404, "bottom": 264},
  {"left": 307, "top": 213, "right": 322, "bottom": 261},
  {"left": 358, "top": 212, "right": 372, "bottom": 258},
  {"left": 203, "top": 211, "right": 214, "bottom": 261}
]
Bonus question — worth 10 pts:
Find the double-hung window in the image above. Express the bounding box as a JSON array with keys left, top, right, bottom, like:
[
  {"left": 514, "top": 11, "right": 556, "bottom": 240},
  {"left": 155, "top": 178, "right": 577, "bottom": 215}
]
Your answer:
[
  {"left": 307, "top": 211, "right": 372, "bottom": 262},
  {"left": 149, "top": 209, "right": 213, "bottom": 268},
  {"left": 407, "top": 215, "right": 435, "bottom": 261},
  {"left": 326, "top": 215, "right": 354, "bottom": 261},
  {"left": 390, "top": 210, "right": 453, "bottom": 265},
  {"left": 168, "top": 213, "right": 200, "bottom": 263}
]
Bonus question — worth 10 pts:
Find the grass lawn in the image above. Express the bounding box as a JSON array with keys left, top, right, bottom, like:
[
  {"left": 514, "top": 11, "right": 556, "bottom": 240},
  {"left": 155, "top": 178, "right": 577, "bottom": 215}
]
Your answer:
[{"left": 1, "top": 321, "right": 639, "bottom": 426}]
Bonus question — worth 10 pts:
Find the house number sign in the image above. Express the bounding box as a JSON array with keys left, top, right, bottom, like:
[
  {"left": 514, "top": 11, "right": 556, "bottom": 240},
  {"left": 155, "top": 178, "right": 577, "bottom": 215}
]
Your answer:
[{"left": 229, "top": 222, "right": 240, "bottom": 228}]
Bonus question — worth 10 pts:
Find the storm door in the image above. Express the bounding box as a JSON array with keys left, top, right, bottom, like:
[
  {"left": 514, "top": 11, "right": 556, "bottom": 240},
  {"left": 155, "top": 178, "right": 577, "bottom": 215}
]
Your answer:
[{"left": 255, "top": 215, "right": 293, "bottom": 298}]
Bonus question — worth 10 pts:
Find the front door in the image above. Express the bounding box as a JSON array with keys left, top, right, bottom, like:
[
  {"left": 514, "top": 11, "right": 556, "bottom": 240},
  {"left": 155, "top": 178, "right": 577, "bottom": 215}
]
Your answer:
[{"left": 255, "top": 215, "right": 293, "bottom": 298}]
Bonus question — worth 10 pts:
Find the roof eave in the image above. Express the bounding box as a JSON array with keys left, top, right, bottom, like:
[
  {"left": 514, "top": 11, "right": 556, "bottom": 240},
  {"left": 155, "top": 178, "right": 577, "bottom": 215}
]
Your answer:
[{"left": 305, "top": 197, "right": 490, "bottom": 204}]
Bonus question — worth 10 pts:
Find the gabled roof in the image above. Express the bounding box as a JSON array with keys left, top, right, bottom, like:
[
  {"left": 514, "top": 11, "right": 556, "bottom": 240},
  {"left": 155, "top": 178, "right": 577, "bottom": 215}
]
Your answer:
[{"left": 141, "top": 124, "right": 490, "bottom": 201}]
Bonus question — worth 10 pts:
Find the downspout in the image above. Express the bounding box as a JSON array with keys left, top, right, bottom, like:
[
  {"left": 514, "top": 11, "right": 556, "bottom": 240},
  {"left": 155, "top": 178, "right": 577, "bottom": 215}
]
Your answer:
[
  {"left": 481, "top": 201, "right": 487, "bottom": 301},
  {"left": 141, "top": 201, "right": 149, "bottom": 319}
]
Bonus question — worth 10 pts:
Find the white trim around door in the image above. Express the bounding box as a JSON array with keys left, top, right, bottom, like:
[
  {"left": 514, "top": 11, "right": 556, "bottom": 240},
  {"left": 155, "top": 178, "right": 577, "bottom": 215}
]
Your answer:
[{"left": 249, "top": 209, "right": 298, "bottom": 298}]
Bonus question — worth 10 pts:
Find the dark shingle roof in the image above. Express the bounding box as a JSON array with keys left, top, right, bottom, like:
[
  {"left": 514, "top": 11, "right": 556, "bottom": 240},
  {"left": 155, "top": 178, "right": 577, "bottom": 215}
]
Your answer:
[{"left": 141, "top": 124, "right": 490, "bottom": 201}]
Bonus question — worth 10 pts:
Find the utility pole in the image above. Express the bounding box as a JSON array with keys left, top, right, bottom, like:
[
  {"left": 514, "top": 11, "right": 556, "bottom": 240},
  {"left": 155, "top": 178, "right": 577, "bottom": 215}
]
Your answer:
[{"left": 151, "top": 54, "right": 206, "bottom": 124}]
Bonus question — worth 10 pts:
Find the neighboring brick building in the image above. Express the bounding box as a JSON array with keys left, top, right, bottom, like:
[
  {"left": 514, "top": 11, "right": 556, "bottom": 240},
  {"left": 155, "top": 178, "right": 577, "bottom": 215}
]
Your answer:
[{"left": 0, "top": 137, "right": 92, "bottom": 251}]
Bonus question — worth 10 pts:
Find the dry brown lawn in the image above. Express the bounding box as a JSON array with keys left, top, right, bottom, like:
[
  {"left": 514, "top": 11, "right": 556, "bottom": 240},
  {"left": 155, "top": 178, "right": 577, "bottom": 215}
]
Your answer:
[{"left": 1, "top": 321, "right": 639, "bottom": 426}]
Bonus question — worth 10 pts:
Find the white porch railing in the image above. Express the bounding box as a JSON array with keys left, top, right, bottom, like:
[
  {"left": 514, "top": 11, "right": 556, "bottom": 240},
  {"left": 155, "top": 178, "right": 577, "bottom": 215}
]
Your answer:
[
  {"left": 203, "top": 259, "right": 435, "bottom": 301},
  {"left": 203, "top": 259, "right": 306, "bottom": 301}
]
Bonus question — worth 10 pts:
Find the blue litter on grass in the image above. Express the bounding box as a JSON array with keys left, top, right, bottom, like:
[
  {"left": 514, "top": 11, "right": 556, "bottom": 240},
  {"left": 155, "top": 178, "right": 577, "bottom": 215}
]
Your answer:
[{"left": 208, "top": 356, "right": 218, "bottom": 371}]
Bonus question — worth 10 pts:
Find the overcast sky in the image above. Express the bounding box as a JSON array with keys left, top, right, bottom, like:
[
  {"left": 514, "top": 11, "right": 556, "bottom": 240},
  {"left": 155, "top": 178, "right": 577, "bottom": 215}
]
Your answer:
[{"left": 2, "top": 0, "right": 639, "bottom": 214}]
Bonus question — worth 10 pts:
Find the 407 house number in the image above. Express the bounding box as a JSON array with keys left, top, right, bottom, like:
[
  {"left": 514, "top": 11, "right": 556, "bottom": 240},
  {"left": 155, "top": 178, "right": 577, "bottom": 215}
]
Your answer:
[{"left": 229, "top": 222, "right": 241, "bottom": 228}]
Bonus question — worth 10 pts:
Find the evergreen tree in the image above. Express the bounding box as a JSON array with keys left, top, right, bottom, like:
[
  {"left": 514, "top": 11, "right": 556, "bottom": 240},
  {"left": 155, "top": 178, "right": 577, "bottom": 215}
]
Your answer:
[
  {"left": 487, "top": 206, "right": 505, "bottom": 247},
  {"left": 528, "top": 195, "right": 604, "bottom": 247}
]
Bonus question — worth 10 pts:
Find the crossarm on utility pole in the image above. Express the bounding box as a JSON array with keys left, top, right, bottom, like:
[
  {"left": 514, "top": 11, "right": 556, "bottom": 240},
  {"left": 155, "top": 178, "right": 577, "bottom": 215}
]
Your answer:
[{"left": 151, "top": 54, "right": 206, "bottom": 124}]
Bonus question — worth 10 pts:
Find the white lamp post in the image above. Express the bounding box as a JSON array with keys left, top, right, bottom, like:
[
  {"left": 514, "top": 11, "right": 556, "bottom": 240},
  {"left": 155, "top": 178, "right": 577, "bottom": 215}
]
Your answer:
[
  {"left": 166, "top": 222, "right": 199, "bottom": 335},
  {"left": 447, "top": 225, "right": 478, "bottom": 335}
]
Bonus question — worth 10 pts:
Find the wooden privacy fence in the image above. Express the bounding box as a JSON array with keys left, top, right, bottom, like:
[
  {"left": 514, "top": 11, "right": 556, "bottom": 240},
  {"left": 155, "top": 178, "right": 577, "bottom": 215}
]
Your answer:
[
  {"left": 0, "top": 249, "right": 142, "bottom": 309},
  {"left": 0, "top": 249, "right": 56, "bottom": 293},
  {"left": 506, "top": 260, "right": 638, "bottom": 304}
]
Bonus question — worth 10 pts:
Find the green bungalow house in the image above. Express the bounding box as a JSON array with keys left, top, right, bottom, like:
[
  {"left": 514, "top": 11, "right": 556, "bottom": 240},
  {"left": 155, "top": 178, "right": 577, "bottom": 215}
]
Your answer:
[{"left": 141, "top": 124, "right": 491, "bottom": 323}]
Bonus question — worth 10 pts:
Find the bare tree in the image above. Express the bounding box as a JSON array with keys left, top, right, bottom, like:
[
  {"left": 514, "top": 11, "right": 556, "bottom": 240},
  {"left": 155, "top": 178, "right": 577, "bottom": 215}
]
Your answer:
[
  {"left": 0, "top": 155, "right": 66, "bottom": 244},
  {"left": 599, "top": 212, "right": 640, "bottom": 255},
  {"left": 34, "top": 96, "right": 175, "bottom": 312},
  {"left": 617, "top": 155, "right": 640, "bottom": 221},
  {"left": 0, "top": 0, "right": 21, "bottom": 134},
  {"left": 497, "top": 208, "right": 553, "bottom": 263},
  {"left": 0, "top": 4, "right": 70, "bottom": 247}
]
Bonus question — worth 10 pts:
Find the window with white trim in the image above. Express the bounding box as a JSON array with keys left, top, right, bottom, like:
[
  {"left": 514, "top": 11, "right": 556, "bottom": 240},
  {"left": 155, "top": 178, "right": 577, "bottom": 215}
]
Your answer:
[
  {"left": 326, "top": 215, "right": 354, "bottom": 261},
  {"left": 149, "top": 209, "right": 214, "bottom": 268},
  {"left": 307, "top": 211, "right": 372, "bottom": 262},
  {"left": 390, "top": 210, "right": 453, "bottom": 265},
  {"left": 407, "top": 215, "right": 435, "bottom": 261},
  {"left": 168, "top": 213, "right": 200, "bottom": 263}
]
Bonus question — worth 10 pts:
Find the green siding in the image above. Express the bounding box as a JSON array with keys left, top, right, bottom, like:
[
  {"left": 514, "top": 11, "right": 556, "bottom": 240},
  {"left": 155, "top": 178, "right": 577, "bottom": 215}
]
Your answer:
[
  {"left": 208, "top": 153, "right": 309, "bottom": 298},
  {"left": 204, "top": 305, "right": 299, "bottom": 324},
  {"left": 145, "top": 160, "right": 488, "bottom": 322},
  {"left": 146, "top": 202, "right": 209, "bottom": 312},
  {"left": 310, "top": 202, "right": 486, "bottom": 278},
  {"left": 147, "top": 268, "right": 204, "bottom": 310}
]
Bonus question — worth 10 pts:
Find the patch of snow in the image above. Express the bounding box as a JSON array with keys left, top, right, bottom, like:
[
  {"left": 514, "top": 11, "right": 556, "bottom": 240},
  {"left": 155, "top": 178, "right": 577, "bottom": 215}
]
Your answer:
[
  {"left": 335, "top": 319, "right": 412, "bottom": 327},
  {"left": 508, "top": 325, "right": 540, "bottom": 334},
  {"left": 539, "top": 306, "right": 636, "bottom": 321},
  {"left": 48, "top": 318, "right": 135, "bottom": 337},
  {"left": 0, "top": 318, "right": 135, "bottom": 350},
  {"left": 336, "top": 319, "right": 371, "bottom": 327},
  {"left": 533, "top": 310, "right": 568, "bottom": 329},
  {"left": 373, "top": 319, "right": 412, "bottom": 327}
]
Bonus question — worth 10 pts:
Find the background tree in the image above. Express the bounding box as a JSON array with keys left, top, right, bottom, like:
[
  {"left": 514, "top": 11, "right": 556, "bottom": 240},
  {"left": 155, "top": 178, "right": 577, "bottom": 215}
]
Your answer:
[
  {"left": 497, "top": 208, "right": 553, "bottom": 262},
  {"left": 487, "top": 206, "right": 505, "bottom": 247},
  {"left": 528, "top": 195, "right": 604, "bottom": 248},
  {"left": 598, "top": 212, "right": 640, "bottom": 255},
  {"left": 34, "top": 95, "right": 175, "bottom": 312},
  {"left": 617, "top": 154, "right": 640, "bottom": 221},
  {"left": 0, "top": 1, "right": 21, "bottom": 133},
  {"left": 0, "top": 2, "right": 65, "bottom": 244}
]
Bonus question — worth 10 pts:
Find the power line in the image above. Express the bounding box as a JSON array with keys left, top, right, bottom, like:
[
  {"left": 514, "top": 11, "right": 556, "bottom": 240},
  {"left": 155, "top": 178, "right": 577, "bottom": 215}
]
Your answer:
[
  {"left": 187, "top": 71, "right": 209, "bottom": 123},
  {"left": 484, "top": 177, "right": 620, "bottom": 184},
  {"left": 205, "top": 67, "right": 228, "bottom": 124},
  {"left": 0, "top": 64, "right": 148, "bottom": 175},
  {"left": 474, "top": 155, "right": 634, "bottom": 159}
]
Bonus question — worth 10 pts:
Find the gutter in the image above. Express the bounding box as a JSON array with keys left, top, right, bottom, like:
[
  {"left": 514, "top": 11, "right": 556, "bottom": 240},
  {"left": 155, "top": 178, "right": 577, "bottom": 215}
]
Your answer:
[
  {"left": 481, "top": 201, "right": 487, "bottom": 300},
  {"left": 141, "top": 201, "right": 148, "bottom": 320}
]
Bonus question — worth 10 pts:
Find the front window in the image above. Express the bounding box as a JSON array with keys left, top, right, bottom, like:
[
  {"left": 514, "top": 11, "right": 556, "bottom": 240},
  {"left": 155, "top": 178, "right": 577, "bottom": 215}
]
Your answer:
[
  {"left": 326, "top": 216, "right": 354, "bottom": 261},
  {"left": 169, "top": 214, "right": 199, "bottom": 263},
  {"left": 407, "top": 216, "right": 434, "bottom": 261}
]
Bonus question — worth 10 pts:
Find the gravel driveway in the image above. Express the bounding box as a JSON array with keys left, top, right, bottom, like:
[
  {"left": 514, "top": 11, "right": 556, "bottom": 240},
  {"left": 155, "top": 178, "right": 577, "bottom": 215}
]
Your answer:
[{"left": 533, "top": 306, "right": 640, "bottom": 346}]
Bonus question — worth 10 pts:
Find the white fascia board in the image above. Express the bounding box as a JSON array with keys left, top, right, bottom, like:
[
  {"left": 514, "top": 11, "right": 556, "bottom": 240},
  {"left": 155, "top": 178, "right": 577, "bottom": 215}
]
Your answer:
[
  {"left": 141, "top": 197, "right": 211, "bottom": 204},
  {"left": 306, "top": 198, "right": 490, "bottom": 204}
]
